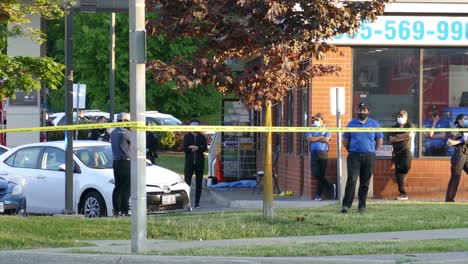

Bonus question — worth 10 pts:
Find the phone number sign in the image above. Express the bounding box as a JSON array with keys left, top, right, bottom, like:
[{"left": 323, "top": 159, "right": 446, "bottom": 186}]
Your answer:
[{"left": 329, "top": 16, "right": 468, "bottom": 46}]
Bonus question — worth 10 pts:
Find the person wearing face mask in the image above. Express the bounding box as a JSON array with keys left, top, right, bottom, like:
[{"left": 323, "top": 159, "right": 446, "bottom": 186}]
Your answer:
[
  {"left": 423, "top": 105, "right": 450, "bottom": 156},
  {"left": 306, "top": 113, "right": 336, "bottom": 201},
  {"left": 388, "top": 110, "right": 415, "bottom": 201},
  {"left": 341, "top": 102, "right": 383, "bottom": 214},
  {"left": 445, "top": 114, "right": 468, "bottom": 202}
]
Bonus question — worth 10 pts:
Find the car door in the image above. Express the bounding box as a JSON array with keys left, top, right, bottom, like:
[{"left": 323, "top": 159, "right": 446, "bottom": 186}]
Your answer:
[
  {"left": 1, "top": 147, "right": 44, "bottom": 212},
  {"left": 38, "top": 147, "right": 68, "bottom": 214}
]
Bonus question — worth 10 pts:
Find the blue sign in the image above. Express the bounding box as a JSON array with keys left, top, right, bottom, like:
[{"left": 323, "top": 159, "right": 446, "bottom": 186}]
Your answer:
[{"left": 329, "top": 16, "right": 468, "bottom": 46}]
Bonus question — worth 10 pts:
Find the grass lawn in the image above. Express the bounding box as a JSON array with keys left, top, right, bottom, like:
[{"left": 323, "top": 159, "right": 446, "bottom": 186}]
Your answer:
[
  {"left": 157, "top": 151, "right": 208, "bottom": 176},
  {"left": 0, "top": 202, "right": 467, "bottom": 252},
  {"left": 155, "top": 238, "right": 468, "bottom": 257}
]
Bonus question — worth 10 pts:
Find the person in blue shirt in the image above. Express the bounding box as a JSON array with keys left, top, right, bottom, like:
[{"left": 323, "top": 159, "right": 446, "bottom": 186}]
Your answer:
[
  {"left": 341, "top": 102, "right": 383, "bottom": 214},
  {"left": 423, "top": 105, "right": 450, "bottom": 156},
  {"left": 306, "top": 113, "right": 336, "bottom": 201},
  {"left": 110, "top": 112, "right": 131, "bottom": 217}
]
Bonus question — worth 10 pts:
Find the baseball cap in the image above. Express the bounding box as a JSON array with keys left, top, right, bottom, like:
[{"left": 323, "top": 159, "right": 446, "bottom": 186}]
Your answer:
[
  {"left": 117, "top": 112, "right": 130, "bottom": 121},
  {"left": 357, "top": 102, "right": 369, "bottom": 110},
  {"left": 428, "top": 105, "right": 438, "bottom": 113},
  {"left": 190, "top": 118, "right": 200, "bottom": 126}
]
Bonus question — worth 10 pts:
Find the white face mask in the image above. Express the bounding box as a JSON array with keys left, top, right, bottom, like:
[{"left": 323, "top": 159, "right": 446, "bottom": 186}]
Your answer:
[
  {"left": 313, "top": 121, "right": 321, "bottom": 127},
  {"left": 463, "top": 119, "right": 468, "bottom": 127},
  {"left": 397, "top": 117, "right": 407, "bottom": 125}
]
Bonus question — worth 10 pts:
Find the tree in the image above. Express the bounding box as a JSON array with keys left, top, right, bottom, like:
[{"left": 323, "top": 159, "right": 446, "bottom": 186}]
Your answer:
[
  {"left": 146, "top": 0, "right": 388, "bottom": 109},
  {"left": 46, "top": 13, "right": 222, "bottom": 122},
  {"left": 145, "top": 0, "right": 389, "bottom": 217},
  {"left": 0, "top": 0, "right": 64, "bottom": 100}
]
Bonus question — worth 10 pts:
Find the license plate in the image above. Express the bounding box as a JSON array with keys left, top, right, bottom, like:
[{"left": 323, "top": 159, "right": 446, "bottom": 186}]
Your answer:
[
  {"left": 161, "top": 195, "right": 176, "bottom": 205},
  {"left": 0, "top": 202, "right": 4, "bottom": 213}
]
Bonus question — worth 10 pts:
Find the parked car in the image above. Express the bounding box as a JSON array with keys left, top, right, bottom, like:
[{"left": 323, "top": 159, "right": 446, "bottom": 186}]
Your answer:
[
  {"left": 0, "top": 141, "right": 190, "bottom": 217},
  {"left": 0, "top": 176, "right": 26, "bottom": 215},
  {"left": 48, "top": 110, "right": 110, "bottom": 126},
  {"left": 0, "top": 145, "right": 9, "bottom": 155}
]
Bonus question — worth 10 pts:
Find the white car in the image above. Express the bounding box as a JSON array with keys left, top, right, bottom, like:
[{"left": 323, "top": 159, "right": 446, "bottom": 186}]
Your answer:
[
  {"left": 113, "top": 111, "right": 182, "bottom": 125},
  {"left": 0, "top": 141, "right": 190, "bottom": 217}
]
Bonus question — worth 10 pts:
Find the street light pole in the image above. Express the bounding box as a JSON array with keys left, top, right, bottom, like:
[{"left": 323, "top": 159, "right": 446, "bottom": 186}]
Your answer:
[
  {"left": 64, "top": 2, "right": 74, "bottom": 215},
  {"left": 129, "top": 0, "right": 147, "bottom": 253}
]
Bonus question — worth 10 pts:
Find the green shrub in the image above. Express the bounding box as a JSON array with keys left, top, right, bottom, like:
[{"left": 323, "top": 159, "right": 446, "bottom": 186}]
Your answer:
[{"left": 158, "top": 131, "right": 177, "bottom": 150}]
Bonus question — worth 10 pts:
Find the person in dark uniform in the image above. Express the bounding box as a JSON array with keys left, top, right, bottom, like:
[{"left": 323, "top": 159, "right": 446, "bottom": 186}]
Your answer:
[
  {"left": 110, "top": 112, "right": 131, "bottom": 216},
  {"left": 146, "top": 131, "right": 159, "bottom": 164},
  {"left": 89, "top": 116, "right": 109, "bottom": 140},
  {"left": 389, "top": 110, "right": 415, "bottom": 201},
  {"left": 341, "top": 102, "right": 383, "bottom": 213},
  {"left": 306, "top": 113, "right": 335, "bottom": 201},
  {"left": 445, "top": 114, "right": 468, "bottom": 202},
  {"left": 183, "top": 119, "right": 207, "bottom": 208}
]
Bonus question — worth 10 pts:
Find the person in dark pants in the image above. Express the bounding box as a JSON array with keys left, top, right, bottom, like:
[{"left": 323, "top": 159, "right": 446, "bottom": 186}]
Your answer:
[
  {"left": 341, "top": 102, "right": 383, "bottom": 214},
  {"left": 389, "top": 110, "right": 415, "bottom": 201},
  {"left": 445, "top": 114, "right": 468, "bottom": 202},
  {"left": 306, "top": 113, "right": 335, "bottom": 201},
  {"left": 183, "top": 119, "right": 207, "bottom": 209},
  {"left": 110, "top": 112, "right": 131, "bottom": 216},
  {"left": 146, "top": 131, "right": 159, "bottom": 164}
]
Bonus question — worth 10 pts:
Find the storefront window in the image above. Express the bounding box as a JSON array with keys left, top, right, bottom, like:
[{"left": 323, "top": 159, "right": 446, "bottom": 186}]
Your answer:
[
  {"left": 422, "top": 48, "right": 468, "bottom": 157},
  {"left": 353, "top": 48, "right": 420, "bottom": 158}
]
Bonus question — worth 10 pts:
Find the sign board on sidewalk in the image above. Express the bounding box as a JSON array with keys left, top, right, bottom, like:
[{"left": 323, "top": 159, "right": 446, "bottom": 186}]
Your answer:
[
  {"left": 330, "top": 87, "right": 345, "bottom": 115},
  {"left": 73, "top": 83, "right": 86, "bottom": 109}
]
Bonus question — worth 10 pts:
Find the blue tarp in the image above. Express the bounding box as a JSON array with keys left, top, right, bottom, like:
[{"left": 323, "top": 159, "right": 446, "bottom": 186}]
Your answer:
[{"left": 210, "top": 180, "right": 257, "bottom": 188}]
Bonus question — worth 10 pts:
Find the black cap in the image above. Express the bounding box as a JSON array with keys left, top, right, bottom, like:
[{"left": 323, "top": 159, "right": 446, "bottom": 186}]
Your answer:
[
  {"left": 428, "top": 105, "right": 438, "bottom": 113},
  {"left": 190, "top": 118, "right": 200, "bottom": 125},
  {"left": 357, "top": 102, "right": 369, "bottom": 110}
]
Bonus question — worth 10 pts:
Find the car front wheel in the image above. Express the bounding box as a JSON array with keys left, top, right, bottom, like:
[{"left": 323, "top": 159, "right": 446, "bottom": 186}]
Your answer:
[{"left": 81, "top": 191, "right": 107, "bottom": 218}]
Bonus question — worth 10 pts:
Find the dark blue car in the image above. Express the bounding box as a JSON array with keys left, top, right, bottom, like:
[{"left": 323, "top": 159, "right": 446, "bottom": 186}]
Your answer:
[{"left": 0, "top": 177, "right": 26, "bottom": 215}]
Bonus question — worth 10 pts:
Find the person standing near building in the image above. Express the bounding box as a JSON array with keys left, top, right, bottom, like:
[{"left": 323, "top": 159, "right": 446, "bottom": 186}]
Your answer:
[
  {"left": 341, "top": 102, "right": 383, "bottom": 213},
  {"left": 423, "top": 105, "right": 450, "bottom": 156},
  {"left": 389, "top": 110, "right": 415, "bottom": 201},
  {"left": 306, "top": 113, "right": 335, "bottom": 201},
  {"left": 183, "top": 119, "right": 207, "bottom": 208},
  {"left": 110, "top": 112, "right": 131, "bottom": 216},
  {"left": 445, "top": 114, "right": 468, "bottom": 202}
]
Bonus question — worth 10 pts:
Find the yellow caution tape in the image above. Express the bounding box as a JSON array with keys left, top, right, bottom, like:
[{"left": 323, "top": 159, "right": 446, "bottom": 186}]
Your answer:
[{"left": 0, "top": 122, "right": 467, "bottom": 133}]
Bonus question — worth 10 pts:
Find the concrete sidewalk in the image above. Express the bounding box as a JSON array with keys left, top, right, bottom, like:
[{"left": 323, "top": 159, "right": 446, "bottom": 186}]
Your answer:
[{"left": 2, "top": 228, "right": 468, "bottom": 264}]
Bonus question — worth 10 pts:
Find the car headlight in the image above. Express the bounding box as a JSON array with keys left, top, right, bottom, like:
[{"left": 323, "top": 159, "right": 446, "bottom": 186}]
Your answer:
[{"left": 11, "top": 185, "right": 24, "bottom": 195}]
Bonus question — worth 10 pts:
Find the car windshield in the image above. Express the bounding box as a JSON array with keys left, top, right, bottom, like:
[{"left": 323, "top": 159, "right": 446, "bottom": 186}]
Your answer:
[
  {"left": 149, "top": 117, "right": 181, "bottom": 125},
  {"left": 74, "top": 145, "right": 113, "bottom": 169}
]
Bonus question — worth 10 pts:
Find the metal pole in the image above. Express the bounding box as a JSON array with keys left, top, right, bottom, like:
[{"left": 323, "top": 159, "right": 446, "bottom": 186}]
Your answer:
[
  {"left": 75, "top": 83, "right": 80, "bottom": 139},
  {"left": 263, "top": 100, "right": 274, "bottom": 218},
  {"left": 64, "top": 3, "right": 74, "bottom": 214},
  {"left": 109, "top": 12, "right": 115, "bottom": 120},
  {"left": 336, "top": 87, "right": 343, "bottom": 202},
  {"left": 129, "top": 0, "right": 147, "bottom": 253}
]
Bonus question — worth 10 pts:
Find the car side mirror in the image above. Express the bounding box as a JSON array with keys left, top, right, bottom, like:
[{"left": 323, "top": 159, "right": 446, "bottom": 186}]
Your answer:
[{"left": 58, "top": 163, "right": 81, "bottom": 174}]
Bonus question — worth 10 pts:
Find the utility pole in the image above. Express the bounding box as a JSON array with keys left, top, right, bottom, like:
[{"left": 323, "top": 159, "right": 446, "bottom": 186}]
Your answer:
[
  {"left": 109, "top": 12, "right": 115, "bottom": 120},
  {"left": 129, "top": 0, "right": 147, "bottom": 253},
  {"left": 263, "top": 100, "right": 274, "bottom": 218},
  {"left": 64, "top": 1, "right": 74, "bottom": 214}
]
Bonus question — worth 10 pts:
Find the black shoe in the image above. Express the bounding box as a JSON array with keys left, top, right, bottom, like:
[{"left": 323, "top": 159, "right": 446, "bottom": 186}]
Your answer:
[
  {"left": 357, "top": 207, "right": 366, "bottom": 214},
  {"left": 195, "top": 204, "right": 200, "bottom": 208},
  {"left": 340, "top": 207, "right": 348, "bottom": 214}
]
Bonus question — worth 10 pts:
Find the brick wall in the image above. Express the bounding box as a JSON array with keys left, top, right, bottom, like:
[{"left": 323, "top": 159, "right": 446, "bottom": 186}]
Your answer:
[{"left": 269, "top": 47, "right": 468, "bottom": 201}]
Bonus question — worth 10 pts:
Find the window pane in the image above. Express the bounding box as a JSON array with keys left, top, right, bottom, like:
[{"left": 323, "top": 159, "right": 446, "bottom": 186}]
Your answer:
[
  {"left": 422, "top": 48, "right": 468, "bottom": 157},
  {"left": 12, "top": 147, "right": 42, "bottom": 168},
  {"left": 353, "top": 48, "right": 420, "bottom": 158},
  {"left": 43, "top": 147, "right": 65, "bottom": 171}
]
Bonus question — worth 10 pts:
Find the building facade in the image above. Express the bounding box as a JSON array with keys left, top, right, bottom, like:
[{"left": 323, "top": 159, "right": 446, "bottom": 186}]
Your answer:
[{"left": 270, "top": 1, "right": 468, "bottom": 201}]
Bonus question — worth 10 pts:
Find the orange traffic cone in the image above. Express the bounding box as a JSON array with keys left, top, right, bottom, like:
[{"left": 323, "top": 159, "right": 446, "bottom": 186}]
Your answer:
[{"left": 215, "top": 155, "right": 223, "bottom": 183}]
